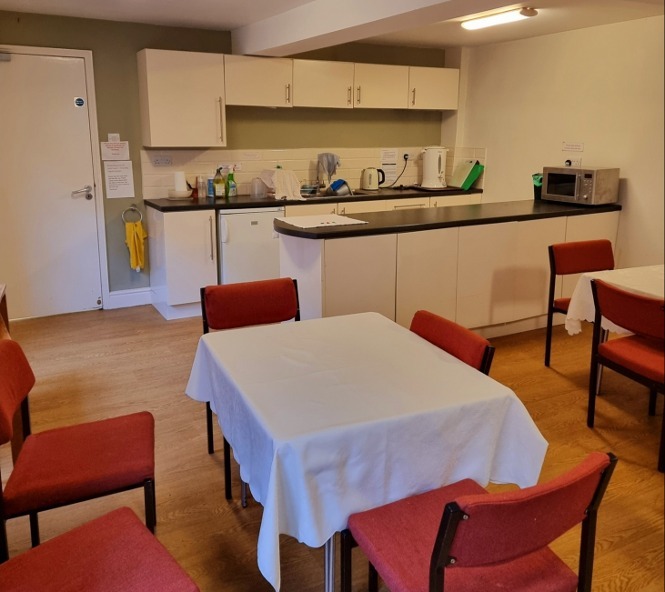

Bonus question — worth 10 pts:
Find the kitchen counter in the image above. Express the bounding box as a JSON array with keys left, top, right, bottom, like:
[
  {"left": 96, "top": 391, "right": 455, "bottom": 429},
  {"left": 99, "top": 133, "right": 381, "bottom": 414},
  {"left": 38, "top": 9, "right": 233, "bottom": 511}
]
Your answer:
[
  {"left": 274, "top": 200, "right": 622, "bottom": 239},
  {"left": 144, "top": 186, "right": 482, "bottom": 212}
]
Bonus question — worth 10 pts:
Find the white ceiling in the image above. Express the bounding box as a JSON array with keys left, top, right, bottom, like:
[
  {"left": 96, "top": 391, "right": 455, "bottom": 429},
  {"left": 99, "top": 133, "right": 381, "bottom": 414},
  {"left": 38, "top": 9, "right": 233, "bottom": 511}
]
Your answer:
[{"left": 1, "top": 0, "right": 662, "bottom": 55}]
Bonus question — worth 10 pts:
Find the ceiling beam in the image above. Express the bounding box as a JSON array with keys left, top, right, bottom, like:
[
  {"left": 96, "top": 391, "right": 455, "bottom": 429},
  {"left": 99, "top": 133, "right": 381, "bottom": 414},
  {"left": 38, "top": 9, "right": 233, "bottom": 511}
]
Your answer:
[{"left": 231, "top": 0, "right": 516, "bottom": 56}]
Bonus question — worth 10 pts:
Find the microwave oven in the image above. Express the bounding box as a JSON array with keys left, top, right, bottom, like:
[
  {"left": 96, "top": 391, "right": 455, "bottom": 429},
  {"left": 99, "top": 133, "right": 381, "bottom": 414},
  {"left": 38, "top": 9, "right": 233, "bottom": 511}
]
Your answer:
[{"left": 541, "top": 167, "right": 619, "bottom": 205}]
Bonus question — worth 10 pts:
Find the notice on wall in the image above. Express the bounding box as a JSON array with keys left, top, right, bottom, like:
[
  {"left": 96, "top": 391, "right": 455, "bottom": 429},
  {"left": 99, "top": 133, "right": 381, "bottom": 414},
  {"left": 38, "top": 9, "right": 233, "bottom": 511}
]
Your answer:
[
  {"left": 104, "top": 160, "right": 135, "bottom": 198},
  {"left": 100, "top": 140, "right": 130, "bottom": 161},
  {"left": 380, "top": 148, "right": 399, "bottom": 185}
]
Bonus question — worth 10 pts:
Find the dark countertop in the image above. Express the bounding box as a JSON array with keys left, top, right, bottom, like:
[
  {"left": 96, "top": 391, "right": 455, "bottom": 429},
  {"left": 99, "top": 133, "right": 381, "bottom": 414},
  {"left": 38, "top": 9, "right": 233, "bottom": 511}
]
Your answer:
[
  {"left": 144, "top": 186, "right": 482, "bottom": 212},
  {"left": 273, "top": 200, "right": 622, "bottom": 239}
]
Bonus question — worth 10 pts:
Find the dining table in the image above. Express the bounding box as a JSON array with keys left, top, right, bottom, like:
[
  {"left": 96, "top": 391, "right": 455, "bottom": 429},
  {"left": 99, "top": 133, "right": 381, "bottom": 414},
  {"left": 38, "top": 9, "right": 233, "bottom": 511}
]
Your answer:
[
  {"left": 565, "top": 264, "right": 665, "bottom": 335},
  {"left": 185, "top": 312, "right": 548, "bottom": 591}
]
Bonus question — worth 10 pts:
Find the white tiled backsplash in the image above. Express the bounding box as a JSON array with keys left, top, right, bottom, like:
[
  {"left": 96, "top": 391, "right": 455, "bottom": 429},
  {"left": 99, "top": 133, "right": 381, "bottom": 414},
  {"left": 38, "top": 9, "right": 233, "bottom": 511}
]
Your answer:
[{"left": 140, "top": 146, "right": 486, "bottom": 199}]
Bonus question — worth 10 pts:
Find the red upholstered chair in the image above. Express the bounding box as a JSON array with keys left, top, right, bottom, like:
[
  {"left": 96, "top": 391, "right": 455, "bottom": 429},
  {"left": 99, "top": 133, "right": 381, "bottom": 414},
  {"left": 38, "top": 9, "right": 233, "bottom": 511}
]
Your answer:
[
  {"left": 340, "top": 452, "right": 617, "bottom": 592},
  {"left": 200, "top": 277, "right": 300, "bottom": 503},
  {"left": 545, "top": 239, "right": 615, "bottom": 366},
  {"left": 410, "top": 310, "right": 495, "bottom": 375},
  {"left": 0, "top": 339, "right": 156, "bottom": 562},
  {"left": 0, "top": 507, "right": 199, "bottom": 591},
  {"left": 589, "top": 279, "right": 665, "bottom": 472}
]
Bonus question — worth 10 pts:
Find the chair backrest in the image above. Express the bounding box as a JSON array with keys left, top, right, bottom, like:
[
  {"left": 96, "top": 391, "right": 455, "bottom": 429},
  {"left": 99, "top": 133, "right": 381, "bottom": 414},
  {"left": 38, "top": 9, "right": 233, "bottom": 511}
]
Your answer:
[
  {"left": 0, "top": 339, "right": 35, "bottom": 445},
  {"left": 410, "top": 310, "right": 494, "bottom": 374},
  {"left": 201, "top": 278, "right": 300, "bottom": 334},
  {"left": 591, "top": 279, "right": 665, "bottom": 341},
  {"left": 549, "top": 239, "right": 615, "bottom": 277},
  {"left": 431, "top": 452, "right": 617, "bottom": 592}
]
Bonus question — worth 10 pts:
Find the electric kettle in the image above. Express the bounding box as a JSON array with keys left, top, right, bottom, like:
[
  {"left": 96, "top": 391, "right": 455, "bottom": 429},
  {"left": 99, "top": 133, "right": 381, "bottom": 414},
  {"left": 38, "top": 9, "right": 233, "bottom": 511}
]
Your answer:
[
  {"left": 360, "top": 167, "right": 385, "bottom": 191},
  {"left": 421, "top": 146, "right": 448, "bottom": 188}
]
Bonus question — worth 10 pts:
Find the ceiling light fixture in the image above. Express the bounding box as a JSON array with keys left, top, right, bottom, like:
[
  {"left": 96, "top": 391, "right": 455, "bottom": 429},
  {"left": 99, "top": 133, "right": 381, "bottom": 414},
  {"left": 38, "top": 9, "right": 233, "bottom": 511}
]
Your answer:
[{"left": 461, "top": 7, "right": 538, "bottom": 30}]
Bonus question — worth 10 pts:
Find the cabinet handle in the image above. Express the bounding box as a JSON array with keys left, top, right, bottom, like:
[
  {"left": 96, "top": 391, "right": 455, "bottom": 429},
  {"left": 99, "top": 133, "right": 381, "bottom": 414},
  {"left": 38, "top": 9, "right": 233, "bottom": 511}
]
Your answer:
[
  {"left": 347, "top": 86, "right": 352, "bottom": 105},
  {"left": 330, "top": 207, "right": 336, "bottom": 214},
  {"left": 356, "top": 86, "right": 361, "bottom": 104},
  {"left": 340, "top": 206, "right": 346, "bottom": 215},
  {"left": 285, "top": 83, "right": 291, "bottom": 104},
  {"left": 394, "top": 203, "right": 426, "bottom": 210},
  {"left": 217, "top": 96, "right": 224, "bottom": 142},
  {"left": 209, "top": 215, "right": 214, "bottom": 261},
  {"left": 411, "top": 88, "right": 416, "bottom": 106}
]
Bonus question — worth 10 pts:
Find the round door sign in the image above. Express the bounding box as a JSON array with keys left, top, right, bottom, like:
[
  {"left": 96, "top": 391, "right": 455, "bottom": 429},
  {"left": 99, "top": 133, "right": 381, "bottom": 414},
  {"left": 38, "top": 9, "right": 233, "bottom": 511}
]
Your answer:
[{"left": 74, "top": 97, "right": 85, "bottom": 107}]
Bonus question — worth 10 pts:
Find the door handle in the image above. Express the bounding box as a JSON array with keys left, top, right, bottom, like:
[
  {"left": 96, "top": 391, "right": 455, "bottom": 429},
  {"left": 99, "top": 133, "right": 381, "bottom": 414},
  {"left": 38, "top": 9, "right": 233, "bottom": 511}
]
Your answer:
[{"left": 71, "top": 185, "right": 93, "bottom": 200}]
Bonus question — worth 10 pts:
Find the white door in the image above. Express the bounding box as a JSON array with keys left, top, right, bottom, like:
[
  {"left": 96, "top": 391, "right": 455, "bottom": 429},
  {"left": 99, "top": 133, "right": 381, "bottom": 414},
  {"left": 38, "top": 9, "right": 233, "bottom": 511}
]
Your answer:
[{"left": 0, "top": 47, "right": 105, "bottom": 320}]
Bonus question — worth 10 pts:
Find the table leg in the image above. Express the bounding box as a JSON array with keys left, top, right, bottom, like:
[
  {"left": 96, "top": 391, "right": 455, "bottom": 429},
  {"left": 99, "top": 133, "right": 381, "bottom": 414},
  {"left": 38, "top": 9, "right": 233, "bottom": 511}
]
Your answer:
[{"left": 324, "top": 537, "right": 335, "bottom": 592}]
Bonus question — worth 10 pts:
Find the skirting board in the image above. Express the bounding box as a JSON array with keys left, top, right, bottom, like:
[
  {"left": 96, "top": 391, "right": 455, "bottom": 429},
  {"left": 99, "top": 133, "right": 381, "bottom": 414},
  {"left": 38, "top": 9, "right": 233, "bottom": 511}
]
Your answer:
[{"left": 103, "top": 287, "right": 152, "bottom": 310}]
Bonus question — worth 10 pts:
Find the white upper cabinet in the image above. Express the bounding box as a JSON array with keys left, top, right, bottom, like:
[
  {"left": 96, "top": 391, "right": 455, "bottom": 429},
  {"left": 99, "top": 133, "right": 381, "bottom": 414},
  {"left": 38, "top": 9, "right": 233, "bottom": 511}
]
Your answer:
[
  {"left": 224, "top": 55, "right": 293, "bottom": 107},
  {"left": 353, "top": 63, "right": 409, "bottom": 109},
  {"left": 137, "top": 49, "right": 226, "bottom": 148},
  {"left": 408, "top": 66, "right": 459, "bottom": 110},
  {"left": 292, "top": 59, "right": 355, "bottom": 108}
]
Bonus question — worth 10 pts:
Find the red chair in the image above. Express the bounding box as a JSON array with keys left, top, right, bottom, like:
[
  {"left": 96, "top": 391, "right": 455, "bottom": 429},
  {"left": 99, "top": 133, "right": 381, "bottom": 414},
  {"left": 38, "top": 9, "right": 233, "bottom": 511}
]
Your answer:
[
  {"left": 0, "top": 507, "right": 199, "bottom": 591},
  {"left": 200, "top": 277, "right": 300, "bottom": 503},
  {"left": 410, "top": 310, "right": 495, "bottom": 375},
  {"left": 341, "top": 452, "right": 617, "bottom": 592},
  {"left": 545, "top": 240, "right": 614, "bottom": 366},
  {"left": 589, "top": 279, "right": 665, "bottom": 471},
  {"left": 0, "top": 339, "right": 156, "bottom": 562}
]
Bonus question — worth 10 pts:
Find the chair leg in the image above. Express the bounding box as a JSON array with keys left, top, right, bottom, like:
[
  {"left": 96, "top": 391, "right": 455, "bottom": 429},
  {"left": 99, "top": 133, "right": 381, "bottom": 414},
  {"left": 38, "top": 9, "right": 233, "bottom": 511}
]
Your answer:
[
  {"left": 659, "top": 413, "right": 665, "bottom": 473},
  {"left": 241, "top": 481, "right": 248, "bottom": 508},
  {"left": 0, "top": 519, "right": 9, "bottom": 563},
  {"left": 340, "top": 529, "right": 353, "bottom": 592},
  {"left": 144, "top": 478, "right": 157, "bottom": 533},
  {"left": 649, "top": 389, "right": 657, "bottom": 416},
  {"left": 369, "top": 563, "right": 379, "bottom": 592},
  {"left": 544, "top": 310, "right": 554, "bottom": 367},
  {"left": 206, "top": 402, "right": 215, "bottom": 454},
  {"left": 223, "top": 437, "right": 232, "bottom": 500},
  {"left": 587, "top": 361, "right": 600, "bottom": 428},
  {"left": 29, "top": 512, "right": 40, "bottom": 547}
]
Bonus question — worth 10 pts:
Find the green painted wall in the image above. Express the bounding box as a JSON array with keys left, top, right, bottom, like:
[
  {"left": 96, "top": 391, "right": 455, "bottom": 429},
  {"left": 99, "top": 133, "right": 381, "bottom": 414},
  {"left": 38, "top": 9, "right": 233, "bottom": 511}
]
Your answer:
[{"left": 0, "top": 11, "right": 446, "bottom": 293}]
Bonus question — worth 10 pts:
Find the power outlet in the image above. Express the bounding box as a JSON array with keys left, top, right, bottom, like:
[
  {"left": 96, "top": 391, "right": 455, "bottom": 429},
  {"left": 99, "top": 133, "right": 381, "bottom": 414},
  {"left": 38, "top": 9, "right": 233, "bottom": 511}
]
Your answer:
[
  {"left": 152, "top": 155, "right": 172, "bottom": 166},
  {"left": 564, "top": 158, "right": 582, "bottom": 167},
  {"left": 402, "top": 151, "right": 417, "bottom": 162},
  {"left": 219, "top": 162, "right": 242, "bottom": 171}
]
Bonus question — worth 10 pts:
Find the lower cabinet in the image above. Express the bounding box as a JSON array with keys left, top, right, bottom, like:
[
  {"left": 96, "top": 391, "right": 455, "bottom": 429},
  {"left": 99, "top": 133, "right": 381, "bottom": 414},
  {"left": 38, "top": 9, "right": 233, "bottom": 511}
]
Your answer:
[
  {"left": 396, "top": 228, "right": 458, "bottom": 327},
  {"left": 456, "top": 218, "right": 568, "bottom": 329},
  {"left": 147, "top": 208, "right": 217, "bottom": 320},
  {"left": 324, "top": 235, "right": 397, "bottom": 320}
]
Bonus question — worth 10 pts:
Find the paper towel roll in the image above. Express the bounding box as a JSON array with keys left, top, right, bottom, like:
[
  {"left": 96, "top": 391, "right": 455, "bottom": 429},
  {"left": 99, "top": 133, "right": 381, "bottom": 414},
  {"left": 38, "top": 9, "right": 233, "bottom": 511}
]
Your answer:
[{"left": 174, "top": 171, "right": 187, "bottom": 192}]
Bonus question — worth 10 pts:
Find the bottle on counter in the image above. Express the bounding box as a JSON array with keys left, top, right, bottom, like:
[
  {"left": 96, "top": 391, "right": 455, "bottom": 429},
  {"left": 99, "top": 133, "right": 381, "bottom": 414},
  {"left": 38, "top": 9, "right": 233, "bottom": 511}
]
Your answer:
[
  {"left": 213, "top": 167, "right": 226, "bottom": 198},
  {"left": 225, "top": 166, "right": 237, "bottom": 198}
]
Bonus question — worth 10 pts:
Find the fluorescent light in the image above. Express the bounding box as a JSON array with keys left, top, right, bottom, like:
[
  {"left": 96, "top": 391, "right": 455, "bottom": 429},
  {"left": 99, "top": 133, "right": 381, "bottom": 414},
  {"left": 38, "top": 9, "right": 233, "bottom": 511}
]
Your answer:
[{"left": 461, "top": 7, "right": 538, "bottom": 30}]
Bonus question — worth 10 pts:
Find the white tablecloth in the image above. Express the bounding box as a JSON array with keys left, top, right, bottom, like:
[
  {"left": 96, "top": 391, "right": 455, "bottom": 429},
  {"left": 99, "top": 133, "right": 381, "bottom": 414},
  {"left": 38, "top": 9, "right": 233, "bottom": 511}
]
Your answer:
[
  {"left": 186, "top": 312, "right": 547, "bottom": 591},
  {"left": 565, "top": 264, "right": 665, "bottom": 335}
]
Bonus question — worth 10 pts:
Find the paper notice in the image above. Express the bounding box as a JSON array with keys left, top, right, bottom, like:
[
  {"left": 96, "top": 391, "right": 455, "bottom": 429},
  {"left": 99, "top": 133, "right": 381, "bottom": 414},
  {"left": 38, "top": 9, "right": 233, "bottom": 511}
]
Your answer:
[
  {"left": 380, "top": 148, "right": 398, "bottom": 185},
  {"left": 101, "top": 141, "right": 130, "bottom": 161},
  {"left": 104, "top": 160, "right": 135, "bottom": 198}
]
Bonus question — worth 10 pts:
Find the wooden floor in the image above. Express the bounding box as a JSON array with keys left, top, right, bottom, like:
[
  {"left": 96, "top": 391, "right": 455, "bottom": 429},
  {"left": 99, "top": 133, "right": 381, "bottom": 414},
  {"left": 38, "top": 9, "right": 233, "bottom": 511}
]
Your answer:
[{"left": 1, "top": 305, "right": 663, "bottom": 591}]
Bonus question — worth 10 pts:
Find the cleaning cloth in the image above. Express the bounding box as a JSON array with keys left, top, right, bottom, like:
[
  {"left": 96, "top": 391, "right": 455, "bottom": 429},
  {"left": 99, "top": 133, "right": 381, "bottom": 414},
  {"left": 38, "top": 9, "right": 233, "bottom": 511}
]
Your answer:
[
  {"left": 259, "top": 169, "right": 303, "bottom": 200},
  {"left": 125, "top": 221, "right": 147, "bottom": 272}
]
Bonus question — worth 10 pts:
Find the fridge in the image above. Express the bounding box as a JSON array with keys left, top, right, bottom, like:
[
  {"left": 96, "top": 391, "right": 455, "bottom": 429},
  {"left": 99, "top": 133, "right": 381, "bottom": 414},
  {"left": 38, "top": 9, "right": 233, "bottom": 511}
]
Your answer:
[{"left": 218, "top": 207, "right": 285, "bottom": 284}]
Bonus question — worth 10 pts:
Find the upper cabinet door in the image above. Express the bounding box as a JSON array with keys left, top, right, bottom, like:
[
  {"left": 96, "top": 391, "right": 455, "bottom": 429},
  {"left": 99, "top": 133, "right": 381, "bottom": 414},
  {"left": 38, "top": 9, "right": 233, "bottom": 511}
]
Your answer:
[
  {"left": 408, "top": 66, "right": 459, "bottom": 110},
  {"left": 137, "top": 49, "right": 226, "bottom": 147},
  {"left": 353, "top": 63, "right": 409, "bottom": 109},
  {"left": 292, "top": 59, "right": 354, "bottom": 108},
  {"left": 224, "top": 55, "right": 293, "bottom": 107}
]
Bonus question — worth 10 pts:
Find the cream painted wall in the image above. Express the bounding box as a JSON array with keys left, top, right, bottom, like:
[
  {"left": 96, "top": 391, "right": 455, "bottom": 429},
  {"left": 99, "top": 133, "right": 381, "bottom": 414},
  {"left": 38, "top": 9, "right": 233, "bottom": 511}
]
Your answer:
[{"left": 459, "top": 16, "right": 664, "bottom": 267}]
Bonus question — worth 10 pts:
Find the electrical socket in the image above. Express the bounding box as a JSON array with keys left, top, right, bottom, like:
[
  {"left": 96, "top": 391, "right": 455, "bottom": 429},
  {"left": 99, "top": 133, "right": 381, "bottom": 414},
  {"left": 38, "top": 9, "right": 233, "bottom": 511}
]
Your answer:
[
  {"left": 218, "top": 162, "right": 242, "bottom": 172},
  {"left": 152, "top": 155, "right": 172, "bottom": 166},
  {"left": 564, "top": 158, "right": 582, "bottom": 167},
  {"left": 402, "top": 151, "right": 416, "bottom": 162}
]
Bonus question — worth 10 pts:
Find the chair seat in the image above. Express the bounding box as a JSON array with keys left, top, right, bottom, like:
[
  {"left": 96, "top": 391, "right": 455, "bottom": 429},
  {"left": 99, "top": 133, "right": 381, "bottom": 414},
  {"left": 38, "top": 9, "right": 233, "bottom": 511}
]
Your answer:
[
  {"left": 0, "top": 507, "right": 199, "bottom": 591},
  {"left": 3, "top": 412, "right": 154, "bottom": 517},
  {"left": 599, "top": 336, "right": 665, "bottom": 385},
  {"left": 552, "top": 297, "right": 571, "bottom": 312},
  {"left": 348, "top": 479, "right": 578, "bottom": 592}
]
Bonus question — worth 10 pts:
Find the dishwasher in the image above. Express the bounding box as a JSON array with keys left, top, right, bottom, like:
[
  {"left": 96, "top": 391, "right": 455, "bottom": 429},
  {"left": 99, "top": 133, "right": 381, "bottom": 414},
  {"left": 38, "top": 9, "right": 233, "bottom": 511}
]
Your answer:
[{"left": 218, "top": 207, "right": 285, "bottom": 284}]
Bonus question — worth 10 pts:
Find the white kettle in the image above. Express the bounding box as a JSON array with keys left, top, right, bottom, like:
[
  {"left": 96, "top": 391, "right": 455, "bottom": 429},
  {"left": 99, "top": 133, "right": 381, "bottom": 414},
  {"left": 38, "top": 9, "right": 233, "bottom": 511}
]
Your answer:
[
  {"left": 421, "top": 146, "right": 448, "bottom": 188},
  {"left": 360, "top": 167, "right": 385, "bottom": 191}
]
